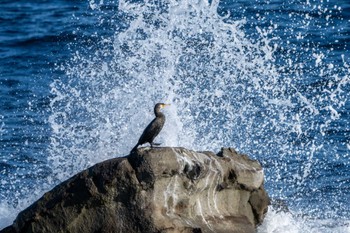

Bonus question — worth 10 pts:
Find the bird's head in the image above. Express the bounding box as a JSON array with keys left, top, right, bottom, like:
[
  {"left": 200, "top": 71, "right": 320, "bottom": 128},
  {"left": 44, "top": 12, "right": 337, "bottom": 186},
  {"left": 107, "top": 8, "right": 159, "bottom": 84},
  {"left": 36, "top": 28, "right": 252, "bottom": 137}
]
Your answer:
[{"left": 154, "top": 103, "right": 170, "bottom": 114}]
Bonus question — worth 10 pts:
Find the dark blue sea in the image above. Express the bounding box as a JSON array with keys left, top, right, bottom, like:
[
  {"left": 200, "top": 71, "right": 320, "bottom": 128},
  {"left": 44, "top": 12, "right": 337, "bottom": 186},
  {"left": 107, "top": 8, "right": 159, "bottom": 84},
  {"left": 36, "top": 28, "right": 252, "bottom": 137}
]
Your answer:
[{"left": 0, "top": 0, "right": 349, "bottom": 232}]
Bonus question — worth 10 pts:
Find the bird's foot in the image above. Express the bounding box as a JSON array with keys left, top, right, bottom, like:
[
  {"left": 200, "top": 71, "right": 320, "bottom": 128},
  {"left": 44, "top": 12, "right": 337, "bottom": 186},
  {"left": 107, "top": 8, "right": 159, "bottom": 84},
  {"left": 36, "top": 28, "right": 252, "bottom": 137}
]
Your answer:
[{"left": 151, "top": 142, "right": 162, "bottom": 148}]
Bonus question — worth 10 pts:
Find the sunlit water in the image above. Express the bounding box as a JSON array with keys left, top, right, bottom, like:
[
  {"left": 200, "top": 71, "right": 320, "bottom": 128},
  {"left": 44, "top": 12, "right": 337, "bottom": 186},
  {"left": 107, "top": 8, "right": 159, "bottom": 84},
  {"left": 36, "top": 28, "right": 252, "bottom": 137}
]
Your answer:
[{"left": 0, "top": 0, "right": 349, "bottom": 232}]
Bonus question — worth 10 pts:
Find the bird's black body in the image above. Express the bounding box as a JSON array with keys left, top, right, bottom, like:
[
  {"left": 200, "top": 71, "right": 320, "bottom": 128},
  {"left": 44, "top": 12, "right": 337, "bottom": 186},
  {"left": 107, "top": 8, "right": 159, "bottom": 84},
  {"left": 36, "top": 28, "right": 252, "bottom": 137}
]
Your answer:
[{"left": 131, "top": 103, "right": 169, "bottom": 152}]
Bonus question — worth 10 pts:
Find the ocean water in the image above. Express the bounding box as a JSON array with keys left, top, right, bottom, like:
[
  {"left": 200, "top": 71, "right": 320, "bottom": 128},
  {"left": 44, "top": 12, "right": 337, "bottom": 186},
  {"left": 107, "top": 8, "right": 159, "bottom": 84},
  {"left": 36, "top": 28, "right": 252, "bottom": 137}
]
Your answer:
[{"left": 0, "top": 0, "right": 349, "bottom": 232}]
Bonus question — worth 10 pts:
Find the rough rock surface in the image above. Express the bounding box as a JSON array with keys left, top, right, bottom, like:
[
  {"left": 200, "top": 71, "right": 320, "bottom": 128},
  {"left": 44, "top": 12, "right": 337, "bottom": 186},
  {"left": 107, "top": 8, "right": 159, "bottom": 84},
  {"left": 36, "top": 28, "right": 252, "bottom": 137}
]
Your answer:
[{"left": 1, "top": 147, "right": 269, "bottom": 233}]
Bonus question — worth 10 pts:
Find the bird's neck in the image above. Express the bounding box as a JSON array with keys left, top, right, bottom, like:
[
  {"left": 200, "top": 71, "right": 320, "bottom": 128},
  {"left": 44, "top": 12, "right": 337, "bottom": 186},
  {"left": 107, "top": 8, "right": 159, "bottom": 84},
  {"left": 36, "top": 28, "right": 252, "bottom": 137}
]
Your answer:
[{"left": 154, "top": 109, "right": 165, "bottom": 118}]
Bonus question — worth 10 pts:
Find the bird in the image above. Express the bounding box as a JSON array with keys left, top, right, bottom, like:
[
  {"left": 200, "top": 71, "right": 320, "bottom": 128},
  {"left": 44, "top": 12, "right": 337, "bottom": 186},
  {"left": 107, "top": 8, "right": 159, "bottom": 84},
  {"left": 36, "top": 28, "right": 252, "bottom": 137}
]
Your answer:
[{"left": 131, "top": 103, "right": 170, "bottom": 152}]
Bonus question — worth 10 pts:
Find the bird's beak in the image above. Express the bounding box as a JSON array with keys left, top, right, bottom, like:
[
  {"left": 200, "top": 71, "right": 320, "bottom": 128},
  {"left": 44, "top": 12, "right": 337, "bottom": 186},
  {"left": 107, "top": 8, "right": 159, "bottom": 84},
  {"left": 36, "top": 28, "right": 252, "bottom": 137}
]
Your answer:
[{"left": 162, "top": 104, "right": 170, "bottom": 108}]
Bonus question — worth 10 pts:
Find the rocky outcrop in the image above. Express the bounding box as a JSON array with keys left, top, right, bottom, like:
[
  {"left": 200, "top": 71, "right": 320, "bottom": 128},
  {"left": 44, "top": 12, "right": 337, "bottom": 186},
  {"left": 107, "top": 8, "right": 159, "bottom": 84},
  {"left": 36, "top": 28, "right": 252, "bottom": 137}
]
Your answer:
[{"left": 1, "top": 147, "right": 269, "bottom": 233}]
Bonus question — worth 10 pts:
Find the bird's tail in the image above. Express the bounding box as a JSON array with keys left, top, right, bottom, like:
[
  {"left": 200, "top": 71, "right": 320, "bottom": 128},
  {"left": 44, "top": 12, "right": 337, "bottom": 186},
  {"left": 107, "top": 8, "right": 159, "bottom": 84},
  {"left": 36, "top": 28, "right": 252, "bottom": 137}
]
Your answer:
[{"left": 130, "top": 144, "right": 139, "bottom": 154}]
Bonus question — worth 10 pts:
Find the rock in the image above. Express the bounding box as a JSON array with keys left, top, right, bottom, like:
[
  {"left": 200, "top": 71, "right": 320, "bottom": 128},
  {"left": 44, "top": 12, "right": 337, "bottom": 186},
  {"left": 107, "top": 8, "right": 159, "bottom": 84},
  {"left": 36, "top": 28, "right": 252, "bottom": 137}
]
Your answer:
[{"left": 1, "top": 147, "right": 269, "bottom": 233}]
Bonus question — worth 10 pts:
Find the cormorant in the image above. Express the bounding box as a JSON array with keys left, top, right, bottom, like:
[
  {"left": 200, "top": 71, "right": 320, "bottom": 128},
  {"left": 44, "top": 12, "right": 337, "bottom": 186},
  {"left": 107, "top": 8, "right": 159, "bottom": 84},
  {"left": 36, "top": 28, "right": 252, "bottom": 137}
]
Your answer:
[{"left": 131, "top": 103, "right": 170, "bottom": 152}]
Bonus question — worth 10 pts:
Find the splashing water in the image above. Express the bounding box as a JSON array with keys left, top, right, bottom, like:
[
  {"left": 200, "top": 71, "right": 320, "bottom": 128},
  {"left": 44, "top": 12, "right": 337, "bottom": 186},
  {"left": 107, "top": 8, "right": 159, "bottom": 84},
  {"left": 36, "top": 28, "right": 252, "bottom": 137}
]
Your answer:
[
  {"left": 1, "top": 0, "right": 349, "bottom": 231},
  {"left": 50, "top": 0, "right": 291, "bottom": 171},
  {"left": 52, "top": 0, "right": 349, "bottom": 173}
]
